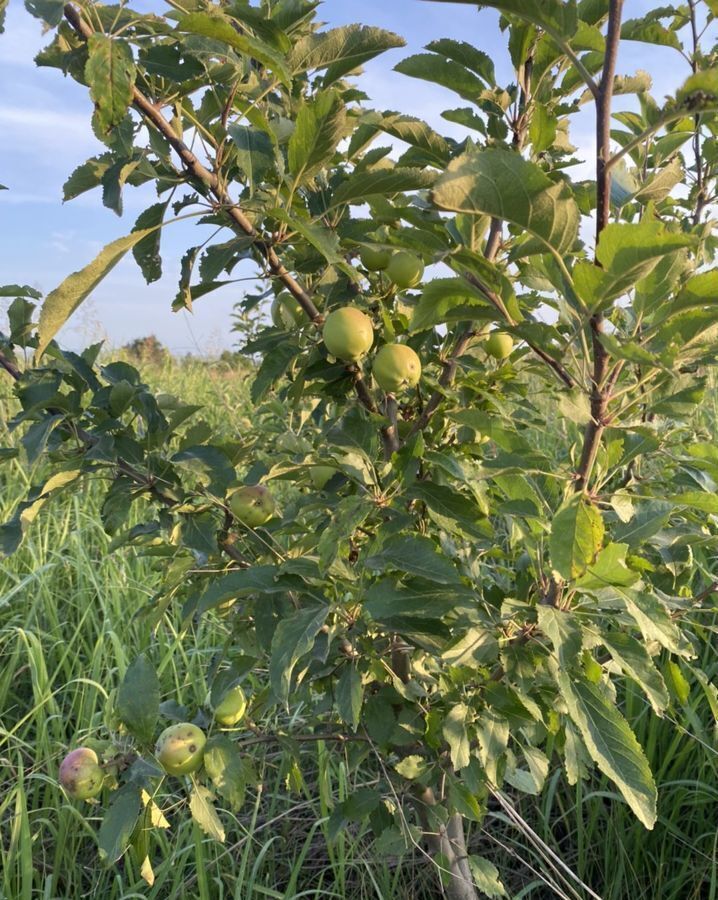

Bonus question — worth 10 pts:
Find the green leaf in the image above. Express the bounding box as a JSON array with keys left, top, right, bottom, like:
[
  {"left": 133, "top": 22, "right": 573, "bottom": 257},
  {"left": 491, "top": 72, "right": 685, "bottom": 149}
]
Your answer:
[
  {"left": 433, "top": 149, "right": 580, "bottom": 255},
  {"left": 228, "top": 124, "right": 277, "bottom": 191},
  {"left": 443, "top": 703, "right": 471, "bottom": 770},
  {"left": 621, "top": 17, "right": 681, "bottom": 50},
  {"left": 24, "top": 0, "right": 64, "bottom": 28},
  {"left": 601, "top": 631, "right": 669, "bottom": 713},
  {"left": 132, "top": 202, "right": 168, "bottom": 285},
  {"left": 269, "top": 605, "right": 329, "bottom": 703},
  {"left": 558, "top": 674, "right": 657, "bottom": 829},
  {"left": 410, "top": 277, "right": 491, "bottom": 333},
  {"left": 395, "top": 53, "right": 488, "bottom": 104},
  {"left": 336, "top": 663, "right": 363, "bottom": 731},
  {"left": 288, "top": 91, "right": 348, "bottom": 185},
  {"left": 204, "top": 736, "right": 247, "bottom": 810},
  {"left": 426, "top": 38, "right": 495, "bottom": 83},
  {"left": 537, "top": 607, "right": 582, "bottom": 669},
  {"left": 288, "top": 24, "right": 405, "bottom": 83},
  {"left": 332, "top": 167, "right": 436, "bottom": 207},
  {"left": 468, "top": 855, "right": 507, "bottom": 898},
  {"left": 179, "top": 12, "right": 291, "bottom": 86},
  {"left": 189, "top": 785, "right": 225, "bottom": 843},
  {"left": 98, "top": 785, "right": 142, "bottom": 864},
  {"left": 196, "top": 566, "right": 305, "bottom": 616},
  {"left": 116, "top": 654, "right": 160, "bottom": 745},
  {"left": 429, "top": 0, "right": 578, "bottom": 39},
  {"left": 550, "top": 497, "right": 604, "bottom": 580},
  {"left": 63, "top": 154, "right": 114, "bottom": 202},
  {"left": 576, "top": 542, "right": 640, "bottom": 590},
  {"left": 442, "top": 628, "right": 499, "bottom": 667},
  {"left": 365, "top": 535, "right": 461, "bottom": 585},
  {"left": 37, "top": 227, "right": 158, "bottom": 359},
  {"left": 475, "top": 710, "right": 508, "bottom": 784},
  {"left": 377, "top": 112, "right": 451, "bottom": 165},
  {"left": 617, "top": 589, "right": 694, "bottom": 658},
  {"left": 85, "top": 34, "right": 136, "bottom": 136},
  {"left": 529, "top": 105, "right": 557, "bottom": 154}
]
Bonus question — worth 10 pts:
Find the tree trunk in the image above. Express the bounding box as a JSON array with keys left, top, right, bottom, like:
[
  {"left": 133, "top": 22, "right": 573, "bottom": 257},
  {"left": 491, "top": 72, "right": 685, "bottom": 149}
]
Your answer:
[{"left": 415, "top": 787, "right": 478, "bottom": 900}]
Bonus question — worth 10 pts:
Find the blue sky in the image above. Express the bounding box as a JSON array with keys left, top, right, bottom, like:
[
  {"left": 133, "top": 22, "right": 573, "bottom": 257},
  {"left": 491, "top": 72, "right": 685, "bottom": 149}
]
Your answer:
[{"left": 0, "top": 0, "right": 689, "bottom": 354}]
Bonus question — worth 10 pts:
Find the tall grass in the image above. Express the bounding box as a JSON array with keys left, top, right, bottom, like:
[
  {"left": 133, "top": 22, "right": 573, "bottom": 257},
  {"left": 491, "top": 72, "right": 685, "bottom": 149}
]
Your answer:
[{"left": 1, "top": 355, "right": 717, "bottom": 899}]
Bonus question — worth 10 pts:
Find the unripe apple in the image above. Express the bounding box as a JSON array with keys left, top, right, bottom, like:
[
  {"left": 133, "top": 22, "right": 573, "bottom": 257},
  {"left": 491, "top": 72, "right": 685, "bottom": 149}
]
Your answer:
[
  {"left": 59, "top": 747, "right": 104, "bottom": 800},
  {"left": 271, "top": 291, "right": 304, "bottom": 329},
  {"left": 322, "top": 307, "right": 374, "bottom": 362},
  {"left": 310, "top": 465, "right": 336, "bottom": 489},
  {"left": 386, "top": 251, "right": 424, "bottom": 289},
  {"left": 155, "top": 723, "right": 206, "bottom": 776},
  {"left": 485, "top": 331, "right": 514, "bottom": 360},
  {"left": 373, "top": 344, "right": 422, "bottom": 393},
  {"left": 360, "top": 246, "right": 392, "bottom": 271},
  {"left": 213, "top": 685, "right": 247, "bottom": 726},
  {"left": 229, "top": 485, "right": 275, "bottom": 527}
]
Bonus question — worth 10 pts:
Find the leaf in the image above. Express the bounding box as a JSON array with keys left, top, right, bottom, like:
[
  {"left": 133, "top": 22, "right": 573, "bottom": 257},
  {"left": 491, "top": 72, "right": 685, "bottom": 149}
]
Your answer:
[
  {"left": 576, "top": 542, "right": 640, "bottom": 590},
  {"left": 442, "top": 628, "right": 499, "bottom": 667},
  {"left": 365, "top": 534, "right": 461, "bottom": 585},
  {"left": 468, "top": 855, "right": 507, "bottom": 898},
  {"left": 395, "top": 53, "right": 488, "bottom": 104},
  {"left": 617, "top": 589, "right": 694, "bottom": 658},
  {"left": 433, "top": 149, "right": 580, "bottom": 254},
  {"left": 632, "top": 157, "right": 684, "bottom": 204},
  {"left": 621, "top": 17, "right": 681, "bottom": 50},
  {"left": 288, "top": 24, "right": 405, "bottom": 83},
  {"left": 288, "top": 91, "right": 347, "bottom": 185},
  {"left": 189, "top": 785, "right": 225, "bottom": 842},
  {"left": 443, "top": 703, "right": 471, "bottom": 770},
  {"left": 601, "top": 631, "right": 669, "bottom": 713},
  {"left": 475, "top": 711, "right": 508, "bottom": 784},
  {"left": 203, "top": 736, "right": 247, "bottom": 810},
  {"left": 179, "top": 12, "right": 291, "bottom": 86},
  {"left": 550, "top": 497, "right": 604, "bottom": 580},
  {"left": 336, "top": 663, "right": 363, "bottom": 731},
  {"left": 37, "top": 227, "right": 157, "bottom": 359},
  {"left": 85, "top": 34, "right": 136, "bottom": 135},
  {"left": 429, "top": 0, "right": 578, "bottom": 39},
  {"left": 24, "top": 0, "right": 64, "bottom": 28},
  {"left": 332, "top": 167, "right": 436, "bottom": 207},
  {"left": 228, "top": 124, "right": 277, "bottom": 191},
  {"left": 537, "top": 607, "right": 582, "bottom": 669},
  {"left": 116, "top": 654, "right": 160, "bottom": 745},
  {"left": 377, "top": 112, "right": 451, "bottom": 165},
  {"left": 269, "top": 605, "right": 329, "bottom": 703},
  {"left": 558, "top": 674, "right": 657, "bottom": 829},
  {"left": 426, "top": 38, "right": 495, "bottom": 83},
  {"left": 132, "top": 202, "right": 168, "bottom": 284},
  {"left": 98, "top": 785, "right": 142, "bottom": 864},
  {"left": 63, "top": 154, "right": 114, "bottom": 202},
  {"left": 410, "top": 277, "right": 491, "bottom": 333}
]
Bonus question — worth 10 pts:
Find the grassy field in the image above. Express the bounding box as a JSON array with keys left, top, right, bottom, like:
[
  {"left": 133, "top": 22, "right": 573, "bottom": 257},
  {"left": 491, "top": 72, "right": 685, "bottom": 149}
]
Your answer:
[{"left": 1, "top": 355, "right": 717, "bottom": 900}]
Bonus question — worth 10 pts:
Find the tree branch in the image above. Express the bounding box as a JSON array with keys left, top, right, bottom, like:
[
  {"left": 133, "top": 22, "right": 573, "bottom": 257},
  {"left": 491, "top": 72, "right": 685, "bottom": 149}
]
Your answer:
[
  {"left": 575, "top": 0, "right": 624, "bottom": 493},
  {"left": 63, "top": 3, "right": 322, "bottom": 326}
]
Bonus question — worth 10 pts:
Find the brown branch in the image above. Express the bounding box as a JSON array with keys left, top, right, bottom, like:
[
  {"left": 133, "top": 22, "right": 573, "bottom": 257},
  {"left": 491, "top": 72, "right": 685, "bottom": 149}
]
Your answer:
[
  {"left": 0, "top": 349, "right": 21, "bottom": 380},
  {"left": 63, "top": 3, "right": 322, "bottom": 326},
  {"left": 575, "top": 0, "right": 624, "bottom": 493}
]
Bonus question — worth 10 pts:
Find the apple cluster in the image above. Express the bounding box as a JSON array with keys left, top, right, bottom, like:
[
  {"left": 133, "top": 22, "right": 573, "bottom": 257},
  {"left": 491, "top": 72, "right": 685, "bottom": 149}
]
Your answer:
[{"left": 58, "top": 687, "right": 248, "bottom": 799}]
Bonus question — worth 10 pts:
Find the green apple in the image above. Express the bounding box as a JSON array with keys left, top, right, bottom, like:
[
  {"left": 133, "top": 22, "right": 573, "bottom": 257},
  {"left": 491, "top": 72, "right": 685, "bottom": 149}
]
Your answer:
[
  {"left": 360, "top": 246, "right": 392, "bottom": 271},
  {"left": 322, "top": 307, "right": 374, "bottom": 362},
  {"left": 373, "top": 343, "right": 422, "bottom": 393},
  {"left": 59, "top": 747, "right": 104, "bottom": 800},
  {"left": 213, "top": 685, "right": 247, "bottom": 726},
  {"left": 229, "top": 485, "right": 275, "bottom": 527},
  {"left": 485, "top": 331, "right": 514, "bottom": 360},
  {"left": 310, "top": 465, "right": 336, "bottom": 489},
  {"left": 155, "top": 723, "right": 206, "bottom": 776},
  {"left": 386, "top": 251, "right": 424, "bottom": 289},
  {"left": 271, "top": 291, "right": 304, "bottom": 329}
]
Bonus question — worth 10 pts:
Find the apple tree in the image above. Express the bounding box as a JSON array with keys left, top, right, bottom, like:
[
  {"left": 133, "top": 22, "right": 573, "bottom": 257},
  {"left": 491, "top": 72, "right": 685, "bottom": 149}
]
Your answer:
[{"left": 3, "top": 1, "right": 718, "bottom": 897}]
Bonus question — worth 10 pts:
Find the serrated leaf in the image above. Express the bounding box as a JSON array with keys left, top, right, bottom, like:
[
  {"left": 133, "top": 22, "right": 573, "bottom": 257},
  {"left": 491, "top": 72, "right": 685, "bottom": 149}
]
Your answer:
[
  {"left": 288, "top": 24, "right": 405, "bottom": 83},
  {"left": 443, "top": 703, "right": 471, "bottom": 770},
  {"left": 468, "top": 855, "right": 507, "bottom": 898},
  {"left": 98, "top": 785, "right": 142, "bottom": 864},
  {"left": 576, "top": 542, "right": 640, "bottom": 590},
  {"left": 116, "top": 654, "right": 160, "bottom": 744},
  {"left": 429, "top": 0, "right": 578, "bottom": 39},
  {"left": 537, "top": 607, "right": 582, "bottom": 669},
  {"left": 189, "top": 785, "right": 225, "bottom": 842},
  {"left": 332, "top": 167, "right": 436, "bottom": 207},
  {"left": 132, "top": 202, "right": 168, "bottom": 284},
  {"left": 475, "top": 711, "right": 508, "bottom": 784},
  {"left": 558, "top": 674, "right": 657, "bottom": 829},
  {"left": 365, "top": 534, "right": 460, "bottom": 585},
  {"left": 270, "top": 605, "right": 328, "bottom": 703},
  {"left": 395, "top": 53, "right": 487, "bottom": 104},
  {"left": 433, "top": 149, "right": 579, "bottom": 254},
  {"left": 410, "top": 277, "right": 491, "bottom": 333},
  {"left": 617, "top": 589, "right": 694, "bottom": 658},
  {"left": 288, "top": 91, "right": 347, "bottom": 185},
  {"left": 203, "top": 736, "right": 246, "bottom": 810},
  {"left": 228, "top": 124, "right": 277, "bottom": 191},
  {"left": 85, "top": 34, "right": 136, "bottom": 135},
  {"left": 37, "top": 227, "right": 157, "bottom": 359},
  {"left": 442, "top": 628, "right": 499, "bottom": 667},
  {"left": 63, "top": 154, "right": 114, "bottom": 202},
  {"left": 336, "top": 663, "right": 363, "bottom": 731},
  {"left": 550, "top": 497, "right": 604, "bottom": 580},
  {"left": 601, "top": 630, "right": 669, "bottom": 713}
]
